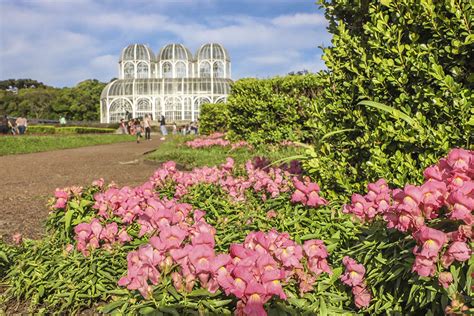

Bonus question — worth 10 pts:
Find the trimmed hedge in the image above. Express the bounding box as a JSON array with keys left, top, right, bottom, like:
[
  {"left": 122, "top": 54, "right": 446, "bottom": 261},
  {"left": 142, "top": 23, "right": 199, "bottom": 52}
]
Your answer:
[
  {"left": 27, "top": 125, "right": 116, "bottom": 134},
  {"left": 226, "top": 75, "right": 324, "bottom": 144},
  {"left": 221, "top": 0, "right": 473, "bottom": 197},
  {"left": 198, "top": 102, "right": 229, "bottom": 135}
]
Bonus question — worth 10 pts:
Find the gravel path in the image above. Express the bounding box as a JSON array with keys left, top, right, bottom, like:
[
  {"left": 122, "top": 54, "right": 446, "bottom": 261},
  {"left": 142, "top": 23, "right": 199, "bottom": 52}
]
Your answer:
[{"left": 0, "top": 136, "right": 164, "bottom": 240}]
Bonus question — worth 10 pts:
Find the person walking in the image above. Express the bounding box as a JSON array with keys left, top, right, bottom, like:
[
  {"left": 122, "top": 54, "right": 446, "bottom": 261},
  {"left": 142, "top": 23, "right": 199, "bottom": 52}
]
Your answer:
[
  {"left": 15, "top": 116, "right": 27, "bottom": 135},
  {"left": 119, "top": 119, "right": 128, "bottom": 134},
  {"left": 159, "top": 115, "right": 167, "bottom": 140},
  {"left": 135, "top": 119, "right": 143, "bottom": 143},
  {"left": 172, "top": 122, "right": 177, "bottom": 135},
  {"left": 144, "top": 114, "right": 152, "bottom": 140}
]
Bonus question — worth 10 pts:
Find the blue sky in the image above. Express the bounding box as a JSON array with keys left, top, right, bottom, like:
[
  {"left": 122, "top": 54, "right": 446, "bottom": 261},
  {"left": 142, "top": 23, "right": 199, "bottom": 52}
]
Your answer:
[{"left": 0, "top": 0, "right": 331, "bottom": 87}]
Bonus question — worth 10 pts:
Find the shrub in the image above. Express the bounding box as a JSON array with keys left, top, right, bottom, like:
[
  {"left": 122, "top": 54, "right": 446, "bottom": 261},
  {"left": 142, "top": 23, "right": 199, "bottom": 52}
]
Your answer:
[
  {"left": 26, "top": 125, "right": 115, "bottom": 134},
  {"left": 226, "top": 75, "right": 325, "bottom": 144},
  {"left": 26, "top": 125, "right": 57, "bottom": 134},
  {"left": 199, "top": 102, "right": 229, "bottom": 135}
]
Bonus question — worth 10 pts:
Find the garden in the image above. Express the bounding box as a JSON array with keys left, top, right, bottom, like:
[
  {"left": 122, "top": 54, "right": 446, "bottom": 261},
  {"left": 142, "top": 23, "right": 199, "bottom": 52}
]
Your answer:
[{"left": 0, "top": 0, "right": 473, "bottom": 315}]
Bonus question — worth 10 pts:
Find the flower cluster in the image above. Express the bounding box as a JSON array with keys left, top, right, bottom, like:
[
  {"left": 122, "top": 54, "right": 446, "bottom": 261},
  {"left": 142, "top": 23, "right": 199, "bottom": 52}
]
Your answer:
[
  {"left": 118, "top": 222, "right": 332, "bottom": 316},
  {"left": 342, "top": 149, "right": 473, "bottom": 280},
  {"left": 291, "top": 177, "right": 328, "bottom": 208},
  {"left": 340, "top": 256, "right": 371, "bottom": 308},
  {"left": 342, "top": 179, "right": 390, "bottom": 222},
  {"left": 74, "top": 219, "right": 131, "bottom": 256},
  {"left": 185, "top": 137, "right": 230, "bottom": 148},
  {"left": 52, "top": 186, "right": 83, "bottom": 209},
  {"left": 231, "top": 140, "right": 252, "bottom": 150},
  {"left": 150, "top": 158, "right": 294, "bottom": 202}
]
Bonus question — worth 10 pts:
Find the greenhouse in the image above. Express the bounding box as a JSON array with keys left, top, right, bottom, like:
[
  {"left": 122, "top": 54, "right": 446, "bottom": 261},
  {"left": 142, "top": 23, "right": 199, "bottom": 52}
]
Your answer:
[{"left": 100, "top": 43, "right": 232, "bottom": 123}]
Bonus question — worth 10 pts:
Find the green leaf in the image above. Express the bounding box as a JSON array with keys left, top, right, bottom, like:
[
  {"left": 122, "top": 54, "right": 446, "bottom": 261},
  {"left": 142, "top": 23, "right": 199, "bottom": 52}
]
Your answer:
[
  {"left": 64, "top": 209, "right": 74, "bottom": 232},
  {"left": 358, "top": 100, "right": 418, "bottom": 128}
]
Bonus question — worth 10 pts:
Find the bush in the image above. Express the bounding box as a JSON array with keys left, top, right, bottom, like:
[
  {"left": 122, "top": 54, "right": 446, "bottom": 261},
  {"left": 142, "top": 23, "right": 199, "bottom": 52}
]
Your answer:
[
  {"left": 223, "top": 0, "right": 473, "bottom": 197},
  {"left": 26, "top": 125, "right": 57, "bottom": 134},
  {"left": 300, "top": 0, "right": 473, "bottom": 194},
  {"left": 226, "top": 75, "right": 325, "bottom": 144},
  {"left": 26, "top": 125, "right": 115, "bottom": 134},
  {"left": 199, "top": 102, "right": 229, "bottom": 135}
]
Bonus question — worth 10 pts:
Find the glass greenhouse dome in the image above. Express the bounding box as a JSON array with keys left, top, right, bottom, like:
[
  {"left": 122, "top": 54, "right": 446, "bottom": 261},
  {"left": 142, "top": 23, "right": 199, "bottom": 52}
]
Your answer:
[{"left": 100, "top": 43, "right": 232, "bottom": 123}]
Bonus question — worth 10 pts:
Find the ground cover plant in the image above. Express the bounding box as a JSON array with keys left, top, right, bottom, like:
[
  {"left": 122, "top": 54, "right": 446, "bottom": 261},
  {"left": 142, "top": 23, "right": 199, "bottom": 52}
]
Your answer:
[
  {"left": 0, "top": 134, "right": 135, "bottom": 156},
  {"left": 0, "top": 147, "right": 472, "bottom": 315},
  {"left": 146, "top": 134, "right": 304, "bottom": 171}
]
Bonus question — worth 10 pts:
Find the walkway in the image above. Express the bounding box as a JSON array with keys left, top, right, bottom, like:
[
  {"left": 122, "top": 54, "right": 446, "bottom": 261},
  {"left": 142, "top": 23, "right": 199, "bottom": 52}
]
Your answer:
[{"left": 0, "top": 137, "right": 163, "bottom": 240}]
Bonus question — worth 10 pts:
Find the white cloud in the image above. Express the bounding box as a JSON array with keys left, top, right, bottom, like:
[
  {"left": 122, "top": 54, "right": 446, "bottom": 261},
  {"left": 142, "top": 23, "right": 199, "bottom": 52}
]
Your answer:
[
  {"left": 0, "top": 1, "right": 331, "bottom": 86},
  {"left": 272, "top": 13, "right": 327, "bottom": 27}
]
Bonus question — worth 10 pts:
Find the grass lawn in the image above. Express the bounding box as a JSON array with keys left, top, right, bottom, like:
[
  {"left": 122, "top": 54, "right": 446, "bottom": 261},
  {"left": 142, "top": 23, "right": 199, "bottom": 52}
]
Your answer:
[
  {"left": 0, "top": 134, "right": 135, "bottom": 156},
  {"left": 146, "top": 135, "right": 304, "bottom": 169}
]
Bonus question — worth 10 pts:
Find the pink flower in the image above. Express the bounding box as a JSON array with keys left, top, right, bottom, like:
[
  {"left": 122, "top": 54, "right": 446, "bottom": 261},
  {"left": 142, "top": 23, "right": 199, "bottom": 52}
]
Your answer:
[
  {"left": 340, "top": 256, "right": 365, "bottom": 287},
  {"left": 441, "top": 241, "right": 472, "bottom": 267},
  {"left": 352, "top": 285, "right": 371, "bottom": 308},
  {"left": 188, "top": 245, "right": 215, "bottom": 273},
  {"left": 446, "top": 148, "right": 471, "bottom": 171},
  {"left": 12, "top": 232, "right": 22, "bottom": 245},
  {"left": 438, "top": 272, "right": 453, "bottom": 288},
  {"left": 243, "top": 281, "right": 270, "bottom": 316},
  {"left": 412, "top": 254, "right": 436, "bottom": 277},
  {"left": 92, "top": 178, "right": 105, "bottom": 188},
  {"left": 412, "top": 226, "right": 447, "bottom": 258},
  {"left": 303, "top": 240, "right": 328, "bottom": 259},
  {"left": 54, "top": 189, "right": 69, "bottom": 209},
  {"left": 266, "top": 210, "right": 277, "bottom": 219}
]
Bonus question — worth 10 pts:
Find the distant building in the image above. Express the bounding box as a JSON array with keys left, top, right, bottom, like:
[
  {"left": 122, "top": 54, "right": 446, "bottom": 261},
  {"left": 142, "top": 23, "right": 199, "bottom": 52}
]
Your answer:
[{"left": 100, "top": 43, "right": 232, "bottom": 123}]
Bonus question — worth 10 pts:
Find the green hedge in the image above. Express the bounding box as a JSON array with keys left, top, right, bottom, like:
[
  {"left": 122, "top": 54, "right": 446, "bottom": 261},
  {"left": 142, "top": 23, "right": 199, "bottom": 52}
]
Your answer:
[
  {"left": 198, "top": 102, "right": 229, "bottom": 135},
  {"left": 226, "top": 75, "right": 325, "bottom": 144},
  {"left": 27, "top": 125, "right": 116, "bottom": 134},
  {"left": 222, "top": 0, "right": 473, "bottom": 196}
]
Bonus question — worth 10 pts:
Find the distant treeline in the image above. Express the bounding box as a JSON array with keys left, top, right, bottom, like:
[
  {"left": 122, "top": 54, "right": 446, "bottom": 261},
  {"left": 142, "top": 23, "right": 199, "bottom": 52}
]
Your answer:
[{"left": 0, "top": 79, "right": 107, "bottom": 121}]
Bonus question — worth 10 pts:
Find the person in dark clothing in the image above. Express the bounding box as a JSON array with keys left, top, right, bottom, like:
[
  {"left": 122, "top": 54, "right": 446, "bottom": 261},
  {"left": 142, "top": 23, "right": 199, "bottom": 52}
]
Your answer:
[
  {"left": 0, "top": 115, "right": 9, "bottom": 134},
  {"left": 159, "top": 115, "right": 167, "bottom": 140}
]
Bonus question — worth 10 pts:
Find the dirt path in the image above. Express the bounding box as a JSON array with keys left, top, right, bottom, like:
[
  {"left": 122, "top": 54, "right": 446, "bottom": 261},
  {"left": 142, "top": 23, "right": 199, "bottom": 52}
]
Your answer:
[{"left": 0, "top": 136, "right": 164, "bottom": 240}]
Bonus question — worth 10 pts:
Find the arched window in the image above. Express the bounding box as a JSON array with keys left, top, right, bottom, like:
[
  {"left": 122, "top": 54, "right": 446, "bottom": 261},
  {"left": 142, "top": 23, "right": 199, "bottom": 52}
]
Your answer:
[
  {"left": 137, "top": 62, "right": 149, "bottom": 78},
  {"left": 155, "top": 98, "right": 162, "bottom": 120},
  {"left": 194, "top": 97, "right": 210, "bottom": 120},
  {"left": 213, "top": 61, "right": 224, "bottom": 78},
  {"left": 184, "top": 98, "right": 192, "bottom": 120},
  {"left": 124, "top": 63, "right": 134, "bottom": 79},
  {"left": 109, "top": 98, "right": 132, "bottom": 123},
  {"left": 175, "top": 62, "right": 187, "bottom": 78},
  {"left": 162, "top": 62, "right": 172, "bottom": 78},
  {"left": 135, "top": 98, "right": 152, "bottom": 119},
  {"left": 199, "top": 62, "right": 211, "bottom": 78},
  {"left": 165, "top": 97, "right": 182, "bottom": 121}
]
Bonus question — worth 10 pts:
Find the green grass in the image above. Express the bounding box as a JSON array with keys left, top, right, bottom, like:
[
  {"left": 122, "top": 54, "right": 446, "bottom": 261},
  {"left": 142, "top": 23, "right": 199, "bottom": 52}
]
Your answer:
[
  {"left": 146, "top": 135, "right": 304, "bottom": 169},
  {"left": 0, "top": 134, "right": 135, "bottom": 156}
]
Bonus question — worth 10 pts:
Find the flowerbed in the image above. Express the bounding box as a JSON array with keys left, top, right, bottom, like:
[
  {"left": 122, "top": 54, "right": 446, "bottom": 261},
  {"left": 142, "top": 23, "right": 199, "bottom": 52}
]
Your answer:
[{"left": 0, "top": 149, "right": 472, "bottom": 314}]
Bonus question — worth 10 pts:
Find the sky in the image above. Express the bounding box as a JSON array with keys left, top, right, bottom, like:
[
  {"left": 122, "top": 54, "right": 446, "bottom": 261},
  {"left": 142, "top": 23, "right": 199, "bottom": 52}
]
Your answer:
[{"left": 0, "top": 0, "right": 331, "bottom": 88}]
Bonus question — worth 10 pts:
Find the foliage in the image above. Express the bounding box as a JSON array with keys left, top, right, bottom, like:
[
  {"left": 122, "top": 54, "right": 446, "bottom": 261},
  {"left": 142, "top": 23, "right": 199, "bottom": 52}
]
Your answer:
[
  {"left": 221, "top": 0, "right": 473, "bottom": 198},
  {"left": 146, "top": 135, "right": 304, "bottom": 170},
  {"left": 225, "top": 75, "right": 325, "bottom": 145},
  {"left": 27, "top": 126, "right": 115, "bottom": 135},
  {"left": 1, "top": 148, "right": 471, "bottom": 314},
  {"left": 0, "top": 79, "right": 48, "bottom": 90},
  {"left": 0, "top": 79, "right": 106, "bottom": 121},
  {"left": 300, "top": 0, "right": 473, "bottom": 193},
  {"left": 0, "top": 134, "right": 134, "bottom": 156},
  {"left": 199, "top": 103, "right": 229, "bottom": 135}
]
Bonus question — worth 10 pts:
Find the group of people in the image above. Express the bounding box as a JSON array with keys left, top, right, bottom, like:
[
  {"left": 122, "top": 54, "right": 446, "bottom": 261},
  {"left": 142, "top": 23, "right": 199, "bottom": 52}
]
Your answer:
[
  {"left": 119, "top": 114, "right": 154, "bottom": 143},
  {"left": 0, "top": 115, "right": 28, "bottom": 135},
  {"left": 119, "top": 112, "right": 200, "bottom": 144}
]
